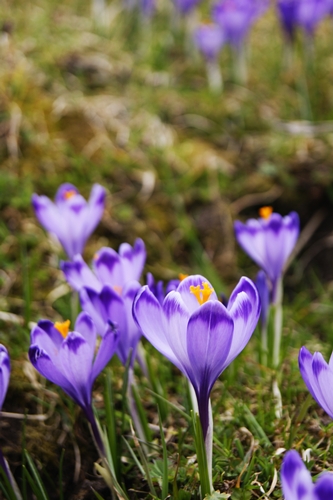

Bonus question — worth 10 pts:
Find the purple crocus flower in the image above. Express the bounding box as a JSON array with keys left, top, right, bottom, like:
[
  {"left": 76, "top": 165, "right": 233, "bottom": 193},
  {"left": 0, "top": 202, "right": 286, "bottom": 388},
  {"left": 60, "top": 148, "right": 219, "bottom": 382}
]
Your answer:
[
  {"left": 277, "top": 0, "right": 299, "bottom": 42},
  {"left": 234, "top": 208, "right": 300, "bottom": 302},
  {"left": 61, "top": 239, "right": 146, "bottom": 294},
  {"left": 173, "top": 0, "right": 202, "bottom": 14},
  {"left": 281, "top": 449, "right": 333, "bottom": 499},
  {"left": 212, "top": 0, "right": 268, "bottom": 50},
  {"left": 29, "top": 312, "right": 118, "bottom": 452},
  {"left": 194, "top": 22, "right": 226, "bottom": 61},
  {"left": 299, "top": 346, "right": 333, "bottom": 419},
  {"left": 296, "top": 0, "right": 330, "bottom": 37},
  {"left": 0, "top": 346, "right": 11, "bottom": 481},
  {"left": 133, "top": 274, "right": 260, "bottom": 439},
  {"left": 32, "top": 183, "right": 105, "bottom": 260}
]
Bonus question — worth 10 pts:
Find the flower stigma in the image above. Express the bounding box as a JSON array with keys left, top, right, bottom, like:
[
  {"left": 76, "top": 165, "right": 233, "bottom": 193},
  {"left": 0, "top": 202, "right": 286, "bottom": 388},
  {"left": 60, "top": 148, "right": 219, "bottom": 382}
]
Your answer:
[
  {"left": 64, "top": 189, "right": 77, "bottom": 200},
  {"left": 190, "top": 282, "right": 214, "bottom": 305},
  {"left": 259, "top": 206, "right": 273, "bottom": 220},
  {"left": 55, "top": 320, "right": 71, "bottom": 338}
]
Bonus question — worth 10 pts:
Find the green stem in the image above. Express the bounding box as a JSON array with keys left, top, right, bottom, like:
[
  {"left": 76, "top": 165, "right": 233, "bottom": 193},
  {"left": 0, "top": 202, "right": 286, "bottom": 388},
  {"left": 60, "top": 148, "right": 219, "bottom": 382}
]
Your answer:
[{"left": 272, "top": 278, "right": 283, "bottom": 369}]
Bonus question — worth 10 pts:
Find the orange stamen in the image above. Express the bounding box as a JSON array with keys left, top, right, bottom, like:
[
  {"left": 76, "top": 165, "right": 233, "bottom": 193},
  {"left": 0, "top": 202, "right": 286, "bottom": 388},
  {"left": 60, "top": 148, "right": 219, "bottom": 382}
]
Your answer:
[
  {"left": 113, "top": 285, "right": 122, "bottom": 295},
  {"left": 179, "top": 273, "right": 188, "bottom": 282},
  {"left": 64, "top": 189, "right": 77, "bottom": 200},
  {"left": 259, "top": 206, "right": 273, "bottom": 220},
  {"left": 190, "top": 282, "right": 214, "bottom": 305},
  {"left": 55, "top": 319, "right": 71, "bottom": 338}
]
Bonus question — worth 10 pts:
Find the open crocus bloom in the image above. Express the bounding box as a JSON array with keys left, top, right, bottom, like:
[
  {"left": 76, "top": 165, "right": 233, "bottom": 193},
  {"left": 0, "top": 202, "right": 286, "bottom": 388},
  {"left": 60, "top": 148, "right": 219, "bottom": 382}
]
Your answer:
[
  {"left": 32, "top": 183, "right": 105, "bottom": 260},
  {"left": 133, "top": 274, "right": 260, "bottom": 438},
  {"left": 299, "top": 346, "right": 333, "bottom": 419},
  {"left": 234, "top": 209, "right": 299, "bottom": 302},
  {"left": 29, "top": 312, "right": 118, "bottom": 420},
  {"left": 281, "top": 450, "right": 333, "bottom": 500},
  {"left": 61, "top": 238, "right": 146, "bottom": 293}
]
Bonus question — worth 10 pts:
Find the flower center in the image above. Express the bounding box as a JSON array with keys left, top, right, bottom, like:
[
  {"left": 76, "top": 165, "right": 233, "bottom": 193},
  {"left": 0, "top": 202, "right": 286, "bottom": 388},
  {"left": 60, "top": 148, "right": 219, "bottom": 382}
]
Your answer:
[
  {"left": 55, "top": 320, "right": 71, "bottom": 338},
  {"left": 259, "top": 206, "right": 273, "bottom": 220},
  {"left": 113, "top": 285, "right": 122, "bottom": 295},
  {"left": 63, "top": 189, "right": 77, "bottom": 200},
  {"left": 190, "top": 282, "right": 213, "bottom": 305}
]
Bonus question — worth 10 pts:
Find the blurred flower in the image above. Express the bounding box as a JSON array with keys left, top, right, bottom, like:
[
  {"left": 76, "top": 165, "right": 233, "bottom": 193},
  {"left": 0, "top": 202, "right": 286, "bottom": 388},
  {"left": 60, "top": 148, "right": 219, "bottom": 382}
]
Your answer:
[
  {"left": 133, "top": 274, "right": 260, "bottom": 438},
  {"left": 255, "top": 270, "right": 270, "bottom": 326},
  {"left": 234, "top": 208, "right": 299, "bottom": 302},
  {"left": 146, "top": 272, "right": 180, "bottom": 305},
  {"left": 173, "top": 0, "right": 202, "bottom": 14},
  {"left": 299, "top": 346, "right": 333, "bottom": 418},
  {"left": 80, "top": 282, "right": 142, "bottom": 366},
  {"left": 32, "top": 183, "right": 105, "bottom": 260},
  {"left": 61, "top": 239, "right": 146, "bottom": 293},
  {"left": 281, "top": 449, "right": 333, "bottom": 500},
  {"left": 29, "top": 312, "right": 118, "bottom": 450},
  {"left": 212, "top": 0, "right": 268, "bottom": 50},
  {"left": 277, "top": 0, "right": 299, "bottom": 42},
  {"left": 296, "top": 0, "right": 330, "bottom": 36},
  {"left": 193, "top": 22, "right": 226, "bottom": 61},
  {"left": 0, "top": 345, "right": 10, "bottom": 411}
]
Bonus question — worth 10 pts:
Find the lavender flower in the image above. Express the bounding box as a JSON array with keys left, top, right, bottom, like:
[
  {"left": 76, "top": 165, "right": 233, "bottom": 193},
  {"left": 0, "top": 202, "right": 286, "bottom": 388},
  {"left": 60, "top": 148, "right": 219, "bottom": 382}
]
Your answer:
[
  {"left": 29, "top": 313, "right": 118, "bottom": 452},
  {"left": 296, "top": 0, "right": 330, "bottom": 37},
  {"left": 133, "top": 274, "right": 260, "bottom": 439},
  {"left": 194, "top": 22, "right": 226, "bottom": 61},
  {"left": 212, "top": 0, "right": 268, "bottom": 50},
  {"left": 277, "top": 0, "right": 299, "bottom": 42},
  {"left": 298, "top": 346, "right": 333, "bottom": 418},
  {"left": 281, "top": 450, "right": 333, "bottom": 499},
  {"left": 173, "top": 0, "right": 202, "bottom": 14},
  {"left": 32, "top": 183, "right": 105, "bottom": 260},
  {"left": 234, "top": 208, "right": 299, "bottom": 302},
  {"left": 61, "top": 239, "right": 146, "bottom": 293},
  {"left": 0, "top": 346, "right": 11, "bottom": 482}
]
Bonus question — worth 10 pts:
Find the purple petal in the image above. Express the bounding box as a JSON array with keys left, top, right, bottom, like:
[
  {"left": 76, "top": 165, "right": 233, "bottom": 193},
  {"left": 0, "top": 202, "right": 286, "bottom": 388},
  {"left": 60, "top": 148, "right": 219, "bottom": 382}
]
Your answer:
[
  {"left": 281, "top": 450, "right": 314, "bottom": 500},
  {"left": 93, "top": 248, "right": 123, "bottom": 287},
  {"left": 30, "top": 321, "right": 64, "bottom": 367},
  {"left": 133, "top": 286, "right": 183, "bottom": 371},
  {"left": 0, "top": 346, "right": 10, "bottom": 410},
  {"left": 74, "top": 312, "right": 97, "bottom": 353},
  {"left": 59, "top": 333, "right": 93, "bottom": 407},
  {"left": 61, "top": 255, "right": 101, "bottom": 292},
  {"left": 55, "top": 183, "right": 79, "bottom": 204},
  {"left": 186, "top": 301, "right": 234, "bottom": 394},
  {"left": 118, "top": 238, "right": 146, "bottom": 283},
  {"left": 314, "top": 473, "right": 333, "bottom": 499},
  {"left": 312, "top": 352, "right": 333, "bottom": 419},
  {"left": 118, "top": 281, "right": 143, "bottom": 364},
  {"left": 299, "top": 347, "right": 323, "bottom": 408},
  {"left": 225, "top": 277, "right": 260, "bottom": 366},
  {"left": 92, "top": 327, "right": 119, "bottom": 381},
  {"left": 176, "top": 275, "right": 218, "bottom": 315},
  {"left": 84, "top": 183, "right": 106, "bottom": 237},
  {"left": 29, "top": 345, "right": 80, "bottom": 405},
  {"left": 32, "top": 194, "right": 67, "bottom": 247}
]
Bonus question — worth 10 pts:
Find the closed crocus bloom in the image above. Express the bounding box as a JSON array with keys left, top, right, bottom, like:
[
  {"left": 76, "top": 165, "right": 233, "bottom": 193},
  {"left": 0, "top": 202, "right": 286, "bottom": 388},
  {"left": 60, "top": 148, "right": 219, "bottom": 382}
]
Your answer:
[
  {"left": 281, "top": 450, "right": 333, "bottom": 500},
  {"left": 133, "top": 274, "right": 260, "bottom": 438},
  {"left": 299, "top": 346, "right": 333, "bottom": 419},
  {"left": 234, "top": 208, "right": 299, "bottom": 302},
  {"left": 296, "top": 0, "right": 330, "bottom": 36},
  {"left": 61, "top": 239, "right": 146, "bottom": 293},
  {"left": 277, "top": 0, "right": 299, "bottom": 42},
  {"left": 29, "top": 313, "right": 118, "bottom": 428},
  {"left": 212, "top": 0, "right": 268, "bottom": 49},
  {"left": 194, "top": 22, "right": 226, "bottom": 61},
  {"left": 32, "top": 183, "right": 105, "bottom": 260}
]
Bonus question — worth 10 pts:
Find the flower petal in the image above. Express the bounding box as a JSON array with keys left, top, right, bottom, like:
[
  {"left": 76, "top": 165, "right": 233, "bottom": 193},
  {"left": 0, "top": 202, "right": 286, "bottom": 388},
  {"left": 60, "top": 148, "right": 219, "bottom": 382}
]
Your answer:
[
  {"left": 0, "top": 346, "right": 10, "bottom": 410},
  {"left": 61, "top": 254, "right": 101, "bottom": 292},
  {"left": 92, "top": 327, "right": 119, "bottom": 381},
  {"left": 93, "top": 248, "right": 124, "bottom": 287},
  {"left": 74, "top": 312, "right": 97, "bottom": 353},
  {"left": 225, "top": 277, "right": 260, "bottom": 366},
  {"left": 162, "top": 291, "right": 191, "bottom": 370},
  {"left": 312, "top": 352, "right": 333, "bottom": 419},
  {"left": 176, "top": 275, "right": 218, "bottom": 315},
  {"left": 30, "top": 321, "right": 64, "bottom": 366},
  {"left": 281, "top": 450, "right": 314, "bottom": 500},
  {"left": 84, "top": 184, "right": 106, "bottom": 237},
  {"left": 119, "top": 238, "right": 146, "bottom": 283},
  {"left": 314, "top": 473, "right": 333, "bottom": 499},
  {"left": 133, "top": 286, "right": 184, "bottom": 371},
  {"left": 186, "top": 301, "right": 234, "bottom": 394},
  {"left": 299, "top": 347, "right": 323, "bottom": 408}
]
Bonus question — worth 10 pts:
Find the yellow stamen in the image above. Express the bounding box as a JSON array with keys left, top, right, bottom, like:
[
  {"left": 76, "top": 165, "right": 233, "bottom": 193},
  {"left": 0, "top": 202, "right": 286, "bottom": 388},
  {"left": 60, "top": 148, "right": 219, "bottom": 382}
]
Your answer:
[
  {"left": 55, "top": 320, "right": 71, "bottom": 338},
  {"left": 259, "top": 206, "right": 273, "bottom": 220},
  {"left": 93, "top": 252, "right": 99, "bottom": 261},
  {"left": 113, "top": 285, "right": 122, "bottom": 295},
  {"left": 190, "top": 282, "right": 214, "bottom": 305},
  {"left": 179, "top": 273, "right": 188, "bottom": 282},
  {"left": 64, "top": 189, "right": 77, "bottom": 200}
]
